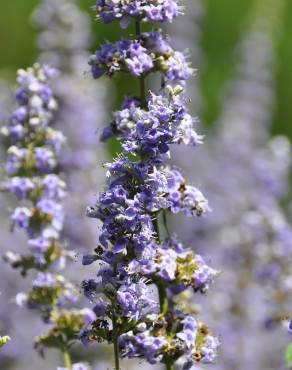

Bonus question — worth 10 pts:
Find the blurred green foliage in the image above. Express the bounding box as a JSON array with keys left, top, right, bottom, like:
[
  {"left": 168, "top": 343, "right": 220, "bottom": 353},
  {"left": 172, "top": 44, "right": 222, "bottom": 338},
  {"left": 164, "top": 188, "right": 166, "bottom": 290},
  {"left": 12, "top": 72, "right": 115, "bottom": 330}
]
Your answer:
[
  {"left": 0, "top": 0, "right": 291, "bottom": 138},
  {"left": 285, "top": 343, "right": 292, "bottom": 367}
]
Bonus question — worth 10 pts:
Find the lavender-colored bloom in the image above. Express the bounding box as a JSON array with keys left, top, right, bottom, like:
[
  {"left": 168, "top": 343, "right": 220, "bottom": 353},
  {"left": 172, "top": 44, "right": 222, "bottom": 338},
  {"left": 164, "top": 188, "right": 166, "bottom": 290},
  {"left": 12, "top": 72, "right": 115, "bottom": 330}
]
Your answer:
[
  {"left": 42, "top": 174, "right": 66, "bottom": 199},
  {"left": 119, "top": 329, "right": 168, "bottom": 364},
  {"left": 117, "top": 281, "right": 159, "bottom": 320},
  {"left": 1, "top": 0, "right": 108, "bottom": 367},
  {"left": 82, "top": 254, "right": 99, "bottom": 266},
  {"left": 5, "top": 146, "right": 27, "bottom": 174},
  {"left": 1, "top": 64, "right": 93, "bottom": 368},
  {"left": 11, "top": 207, "right": 32, "bottom": 229},
  {"left": 93, "top": 300, "right": 109, "bottom": 317},
  {"left": 89, "top": 32, "right": 193, "bottom": 84},
  {"left": 103, "top": 91, "right": 202, "bottom": 160},
  {"left": 176, "top": 316, "right": 198, "bottom": 347},
  {"left": 82, "top": 0, "right": 219, "bottom": 367},
  {"left": 32, "top": 272, "right": 56, "bottom": 288},
  {"left": 7, "top": 177, "right": 35, "bottom": 200},
  {"left": 200, "top": 335, "right": 220, "bottom": 363},
  {"left": 80, "top": 308, "right": 97, "bottom": 326},
  {"left": 35, "top": 147, "right": 57, "bottom": 173},
  {"left": 95, "top": 0, "right": 180, "bottom": 26}
]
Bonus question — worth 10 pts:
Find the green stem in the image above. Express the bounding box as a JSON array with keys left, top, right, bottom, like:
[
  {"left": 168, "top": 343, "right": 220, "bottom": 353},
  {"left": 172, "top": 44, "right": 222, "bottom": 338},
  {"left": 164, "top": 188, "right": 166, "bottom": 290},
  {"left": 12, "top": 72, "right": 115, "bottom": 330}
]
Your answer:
[
  {"left": 166, "top": 360, "right": 175, "bottom": 370},
  {"left": 112, "top": 262, "right": 121, "bottom": 370},
  {"left": 158, "top": 282, "right": 168, "bottom": 315},
  {"left": 63, "top": 349, "right": 72, "bottom": 370},
  {"left": 153, "top": 214, "right": 161, "bottom": 240},
  {"left": 162, "top": 210, "right": 170, "bottom": 237},
  {"left": 112, "top": 313, "right": 121, "bottom": 370},
  {"left": 135, "top": 20, "right": 147, "bottom": 108},
  {"left": 139, "top": 73, "right": 147, "bottom": 108}
]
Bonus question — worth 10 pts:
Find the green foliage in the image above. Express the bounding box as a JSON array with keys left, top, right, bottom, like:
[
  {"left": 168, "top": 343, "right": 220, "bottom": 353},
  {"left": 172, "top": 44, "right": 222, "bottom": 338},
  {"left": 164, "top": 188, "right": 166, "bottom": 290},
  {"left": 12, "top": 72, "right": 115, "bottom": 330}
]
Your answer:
[{"left": 285, "top": 343, "right": 292, "bottom": 367}]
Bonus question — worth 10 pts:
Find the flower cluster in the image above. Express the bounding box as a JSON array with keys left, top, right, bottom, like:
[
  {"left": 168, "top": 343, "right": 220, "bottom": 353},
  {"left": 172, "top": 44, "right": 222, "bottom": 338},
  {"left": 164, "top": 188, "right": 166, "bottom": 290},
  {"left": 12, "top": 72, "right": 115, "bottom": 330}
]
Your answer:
[
  {"left": 89, "top": 31, "right": 193, "bottom": 83},
  {"left": 128, "top": 238, "right": 217, "bottom": 293},
  {"left": 119, "top": 313, "right": 219, "bottom": 366},
  {"left": 1, "top": 2, "right": 108, "bottom": 365},
  {"left": 82, "top": 2, "right": 219, "bottom": 369},
  {"left": 2, "top": 64, "right": 67, "bottom": 273},
  {"left": 102, "top": 90, "right": 203, "bottom": 154},
  {"left": 1, "top": 64, "right": 93, "bottom": 369},
  {"left": 0, "top": 1, "right": 107, "bottom": 368},
  {"left": 95, "top": 0, "right": 180, "bottom": 27}
]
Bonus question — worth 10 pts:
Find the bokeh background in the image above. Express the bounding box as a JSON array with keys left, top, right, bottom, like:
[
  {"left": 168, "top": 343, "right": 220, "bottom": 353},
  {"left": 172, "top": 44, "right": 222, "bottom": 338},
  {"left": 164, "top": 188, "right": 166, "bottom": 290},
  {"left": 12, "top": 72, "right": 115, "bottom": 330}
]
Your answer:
[
  {"left": 1, "top": 1, "right": 292, "bottom": 370},
  {"left": 1, "top": 0, "right": 292, "bottom": 136}
]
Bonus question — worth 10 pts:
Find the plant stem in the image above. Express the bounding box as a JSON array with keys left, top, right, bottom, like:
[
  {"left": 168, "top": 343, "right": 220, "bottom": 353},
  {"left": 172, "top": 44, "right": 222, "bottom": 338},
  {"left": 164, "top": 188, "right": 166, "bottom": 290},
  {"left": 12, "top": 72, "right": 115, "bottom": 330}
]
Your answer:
[
  {"left": 162, "top": 210, "right": 170, "bottom": 237},
  {"left": 139, "top": 73, "right": 147, "bottom": 108},
  {"left": 112, "top": 262, "right": 121, "bottom": 370},
  {"left": 153, "top": 214, "right": 161, "bottom": 240},
  {"left": 166, "top": 360, "right": 175, "bottom": 370},
  {"left": 158, "top": 282, "right": 168, "bottom": 315},
  {"left": 112, "top": 312, "right": 121, "bottom": 370},
  {"left": 63, "top": 349, "right": 72, "bottom": 370},
  {"left": 135, "top": 20, "right": 147, "bottom": 108}
]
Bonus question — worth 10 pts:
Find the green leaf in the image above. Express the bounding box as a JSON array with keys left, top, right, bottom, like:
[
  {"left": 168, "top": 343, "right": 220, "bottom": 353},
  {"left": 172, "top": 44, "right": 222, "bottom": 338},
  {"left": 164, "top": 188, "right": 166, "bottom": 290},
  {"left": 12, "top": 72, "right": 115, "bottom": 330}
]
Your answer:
[{"left": 285, "top": 343, "right": 292, "bottom": 367}]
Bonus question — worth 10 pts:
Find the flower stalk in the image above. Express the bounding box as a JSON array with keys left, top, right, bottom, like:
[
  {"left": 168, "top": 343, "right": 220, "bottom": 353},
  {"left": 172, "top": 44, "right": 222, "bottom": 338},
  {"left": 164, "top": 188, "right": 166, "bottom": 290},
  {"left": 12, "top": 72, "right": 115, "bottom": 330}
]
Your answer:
[
  {"left": 63, "top": 349, "right": 72, "bottom": 370},
  {"left": 82, "top": 1, "right": 220, "bottom": 368}
]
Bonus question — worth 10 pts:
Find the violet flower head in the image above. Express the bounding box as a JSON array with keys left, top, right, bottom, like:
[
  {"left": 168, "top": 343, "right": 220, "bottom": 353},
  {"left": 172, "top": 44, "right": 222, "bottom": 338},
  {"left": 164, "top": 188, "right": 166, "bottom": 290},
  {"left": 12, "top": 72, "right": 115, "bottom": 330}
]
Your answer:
[
  {"left": 1, "top": 64, "right": 94, "bottom": 367},
  {"left": 95, "top": 0, "right": 181, "bottom": 28},
  {"left": 82, "top": 1, "right": 219, "bottom": 369}
]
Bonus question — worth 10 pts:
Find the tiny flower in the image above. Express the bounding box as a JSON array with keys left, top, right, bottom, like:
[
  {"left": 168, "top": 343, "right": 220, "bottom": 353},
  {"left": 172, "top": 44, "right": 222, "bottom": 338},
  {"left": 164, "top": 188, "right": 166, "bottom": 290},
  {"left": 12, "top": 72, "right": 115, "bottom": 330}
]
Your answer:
[
  {"left": 11, "top": 207, "right": 32, "bottom": 229},
  {"left": 82, "top": 254, "right": 99, "bottom": 265}
]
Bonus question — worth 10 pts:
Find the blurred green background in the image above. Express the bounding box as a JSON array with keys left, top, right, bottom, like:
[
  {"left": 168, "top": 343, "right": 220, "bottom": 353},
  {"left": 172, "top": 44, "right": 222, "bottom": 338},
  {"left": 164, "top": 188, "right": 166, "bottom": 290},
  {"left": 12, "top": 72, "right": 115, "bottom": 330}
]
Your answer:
[{"left": 0, "top": 0, "right": 291, "bottom": 137}]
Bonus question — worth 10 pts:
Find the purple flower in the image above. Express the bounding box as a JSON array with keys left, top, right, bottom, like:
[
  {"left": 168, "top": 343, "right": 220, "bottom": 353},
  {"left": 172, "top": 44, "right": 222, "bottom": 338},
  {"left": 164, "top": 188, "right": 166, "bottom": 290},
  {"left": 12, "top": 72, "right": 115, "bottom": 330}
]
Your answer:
[
  {"left": 93, "top": 300, "right": 109, "bottom": 317},
  {"left": 200, "top": 335, "right": 220, "bottom": 363},
  {"left": 5, "top": 146, "right": 27, "bottom": 174},
  {"left": 117, "top": 281, "right": 159, "bottom": 320},
  {"left": 7, "top": 177, "right": 34, "bottom": 199},
  {"left": 177, "top": 316, "right": 198, "bottom": 348},
  {"left": 82, "top": 254, "right": 98, "bottom": 266},
  {"left": 35, "top": 147, "right": 57, "bottom": 173},
  {"left": 42, "top": 174, "right": 66, "bottom": 199},
  {"left": 33, "top": 272, "right": 56, "bottom": 288},
  {"left": 11, "top": 207, "right": 32, "bottom": 229},
  {"left": 95, "top": 0, "right": 179, "bottom": 26},
  {"left": 80, "top": 308, "right": 97, "bottom": 326}
]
